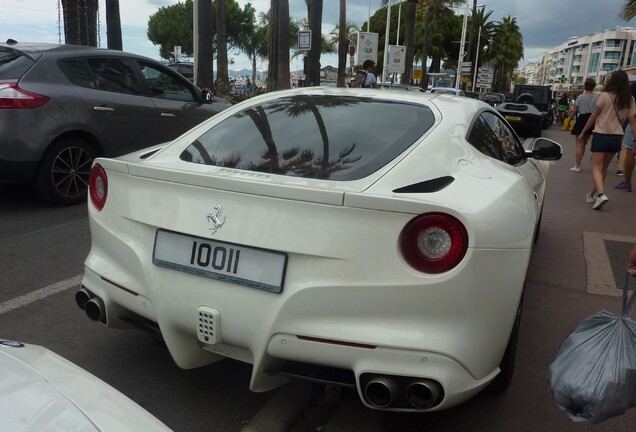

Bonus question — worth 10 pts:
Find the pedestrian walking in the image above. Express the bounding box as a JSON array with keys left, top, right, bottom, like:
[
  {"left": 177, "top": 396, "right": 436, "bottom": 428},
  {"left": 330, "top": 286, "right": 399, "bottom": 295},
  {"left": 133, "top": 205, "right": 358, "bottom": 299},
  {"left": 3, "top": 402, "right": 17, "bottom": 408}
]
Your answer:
[
  {"left": 577, "top": 70, "right": 636, "bottom": 210},
  {"left": 615, "top": 81, "right": 636, "bottom": 192},
  {"left": 557, "top": 93, "right": 568, "bottom": 125},
  {"left": 348, "top": 60, "right": 379, "bottom": 89},
  {"left": 568, "top": 78, "right": 598, "bottom": 172}
]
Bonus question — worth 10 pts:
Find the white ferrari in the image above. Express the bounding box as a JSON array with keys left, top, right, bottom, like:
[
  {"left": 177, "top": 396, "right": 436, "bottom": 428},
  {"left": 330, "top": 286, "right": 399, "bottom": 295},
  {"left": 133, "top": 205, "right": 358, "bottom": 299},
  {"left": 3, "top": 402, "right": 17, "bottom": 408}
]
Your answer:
[{"left": 78, "top": 87, "right": 562, "bottom": 412}]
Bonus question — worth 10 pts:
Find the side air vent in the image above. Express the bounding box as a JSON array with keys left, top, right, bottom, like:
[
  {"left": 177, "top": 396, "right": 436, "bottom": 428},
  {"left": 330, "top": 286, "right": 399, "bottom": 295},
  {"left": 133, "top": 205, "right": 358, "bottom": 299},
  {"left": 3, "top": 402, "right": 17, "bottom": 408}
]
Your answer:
[{"left": 393, "top": 176, "right": 454, "bottom": 194}]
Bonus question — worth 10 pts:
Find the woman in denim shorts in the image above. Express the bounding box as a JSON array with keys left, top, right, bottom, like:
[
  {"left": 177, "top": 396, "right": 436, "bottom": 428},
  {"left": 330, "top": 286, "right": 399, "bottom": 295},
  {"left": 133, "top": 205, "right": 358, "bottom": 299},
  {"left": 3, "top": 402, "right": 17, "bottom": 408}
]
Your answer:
[{"left": 577, "top": 70, "right": 636, "bottom": 210}]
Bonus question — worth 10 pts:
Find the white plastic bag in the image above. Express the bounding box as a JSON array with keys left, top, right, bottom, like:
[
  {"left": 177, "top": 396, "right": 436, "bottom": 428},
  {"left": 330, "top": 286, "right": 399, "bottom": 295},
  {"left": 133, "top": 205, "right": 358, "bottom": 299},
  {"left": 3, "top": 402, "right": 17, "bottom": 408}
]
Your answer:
[{"left": 547, "top": 274, "right": 636, "bottom": 424}]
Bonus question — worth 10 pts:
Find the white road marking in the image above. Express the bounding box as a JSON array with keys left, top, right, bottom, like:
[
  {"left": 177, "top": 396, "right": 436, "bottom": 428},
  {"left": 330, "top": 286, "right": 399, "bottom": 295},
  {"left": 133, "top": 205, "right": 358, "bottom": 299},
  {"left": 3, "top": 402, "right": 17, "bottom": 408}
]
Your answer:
[{"left": 0, "top": 274, "right": 82, "bottom": 316}]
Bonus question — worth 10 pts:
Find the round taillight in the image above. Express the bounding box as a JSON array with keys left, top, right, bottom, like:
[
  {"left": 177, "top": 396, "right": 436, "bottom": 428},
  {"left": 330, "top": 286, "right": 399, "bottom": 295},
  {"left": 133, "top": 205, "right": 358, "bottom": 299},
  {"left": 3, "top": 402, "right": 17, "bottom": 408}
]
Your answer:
[
  {"left": 399, "top": 213, "right": 468, "bottom": 274},
  {"left": 89, "top": 164, "right": 108, "bottom": 210}
]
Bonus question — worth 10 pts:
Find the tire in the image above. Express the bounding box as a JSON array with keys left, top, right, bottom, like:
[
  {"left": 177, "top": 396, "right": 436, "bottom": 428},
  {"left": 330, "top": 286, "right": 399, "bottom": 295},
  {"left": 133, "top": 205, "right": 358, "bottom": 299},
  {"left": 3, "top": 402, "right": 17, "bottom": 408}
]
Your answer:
[
  {"left": 487, "top": 290, "right": 523, "bottom": 395},
  {"left": 34, "top": 138, "right": 96, "bottom": 205}
]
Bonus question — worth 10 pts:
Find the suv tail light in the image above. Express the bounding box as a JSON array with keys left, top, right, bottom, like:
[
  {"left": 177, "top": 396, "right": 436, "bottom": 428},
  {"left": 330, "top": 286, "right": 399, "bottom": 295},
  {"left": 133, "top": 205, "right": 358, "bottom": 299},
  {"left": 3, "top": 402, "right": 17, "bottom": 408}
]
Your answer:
[
  {"left": 89, "top": 164, "right": 108, "bottom": 210},
  {"left": 399, "top": 213, "right": 468, "bottom": 274},
  {"left": 0, "top": 83, "right": 50, "bottom": 109}
]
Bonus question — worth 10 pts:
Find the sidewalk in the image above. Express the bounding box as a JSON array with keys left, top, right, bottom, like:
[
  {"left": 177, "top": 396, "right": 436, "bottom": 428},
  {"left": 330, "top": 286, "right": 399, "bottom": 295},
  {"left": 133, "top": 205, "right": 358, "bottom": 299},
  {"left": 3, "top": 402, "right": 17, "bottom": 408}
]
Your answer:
[{"left": 531, "top": 125, "right": 636, "bottom": 298}]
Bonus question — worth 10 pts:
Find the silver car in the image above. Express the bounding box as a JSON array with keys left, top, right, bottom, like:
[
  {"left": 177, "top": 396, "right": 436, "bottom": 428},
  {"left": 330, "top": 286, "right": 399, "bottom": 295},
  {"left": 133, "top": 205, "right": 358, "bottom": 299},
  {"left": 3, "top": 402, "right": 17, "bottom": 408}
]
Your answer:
[{"left": 0, "top": 40, "right": 230, "bottom": 205}]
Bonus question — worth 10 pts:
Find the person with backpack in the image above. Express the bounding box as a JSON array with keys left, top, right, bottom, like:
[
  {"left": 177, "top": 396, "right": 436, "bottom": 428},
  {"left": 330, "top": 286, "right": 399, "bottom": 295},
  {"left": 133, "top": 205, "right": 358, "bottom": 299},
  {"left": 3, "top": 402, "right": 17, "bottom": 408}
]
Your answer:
[{"left": 349, "top": 60, "right": 379, "bottom": 88}]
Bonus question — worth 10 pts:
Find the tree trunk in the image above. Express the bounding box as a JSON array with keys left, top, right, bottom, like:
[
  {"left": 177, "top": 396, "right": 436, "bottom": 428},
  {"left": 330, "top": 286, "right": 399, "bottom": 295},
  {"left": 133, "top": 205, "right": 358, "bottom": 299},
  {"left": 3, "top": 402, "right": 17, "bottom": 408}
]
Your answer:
[
  {"left": 465, "top": 0, "right": 477, "bottom": 76},
  {"left": 251, "top": 55, "right": 257, "bottom": 96},
  {"left": 337, "top": 0, "right": 347, "bottom": 87},
  {"left": 400, "top": 0, "right": 417, "bottom": 85},
  {"left": 62, "top": 0, "right": 98, "bottom": 46},
  {"left": 419, "top": 9, "right": 429, "bottom": 90},
  {"left": 306, "top": 0, "right": 323, "bottom": 86},
  {"left": 277, "top": 0, "right": 290, "bottom": 90},
  {"left": 267, "top": 0, "right": 279, "bottom": 92},
  {"left": 105, "top": 0, "right": 122, "bottom": 50},
  {"left": 216, "top": 0, "right": 230, "bottom": 96},
  {"left": 268, "top": 0, "right": 290, "bottom": 91},
  {"left": 196, "top": 0, "right": 214, "bottom": 91}
]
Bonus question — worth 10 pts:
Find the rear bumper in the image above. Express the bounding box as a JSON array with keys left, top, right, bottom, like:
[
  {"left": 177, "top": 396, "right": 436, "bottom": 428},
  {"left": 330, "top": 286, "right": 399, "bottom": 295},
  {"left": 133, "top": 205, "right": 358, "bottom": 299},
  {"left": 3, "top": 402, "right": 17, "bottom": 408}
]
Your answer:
[{"left": 81, "top": 229, "right": 529, "bottom": 412}]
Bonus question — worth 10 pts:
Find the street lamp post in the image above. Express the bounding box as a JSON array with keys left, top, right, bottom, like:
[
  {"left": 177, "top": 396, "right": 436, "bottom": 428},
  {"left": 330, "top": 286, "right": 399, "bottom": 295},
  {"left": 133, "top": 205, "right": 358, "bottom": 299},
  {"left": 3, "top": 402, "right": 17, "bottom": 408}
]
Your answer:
[
  {"left": 471, "top": 25, "right": 481, "bottom": 92},
  {"left": 454, "top": 3, "right": 468, "bottom": 89}
]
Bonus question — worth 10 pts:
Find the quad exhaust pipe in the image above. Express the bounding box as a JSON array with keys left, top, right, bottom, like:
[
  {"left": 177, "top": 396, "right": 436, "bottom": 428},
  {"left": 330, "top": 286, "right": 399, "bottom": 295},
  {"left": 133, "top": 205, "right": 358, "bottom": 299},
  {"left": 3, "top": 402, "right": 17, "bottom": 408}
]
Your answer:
[
  {"left": 75, "top": 288, "right": 106, "bottom": 323},
  {"left": 364, "top": 376, "right": 400, "bottom": 408},
  {"left": 75, "top": 288, "right": 92, "bottom": 310},
  {"left": 363, "top": 375, "right": 443, "bottom": 409},
  {"left": 405, "top": 379, "right": 442, "bottom": 409}
]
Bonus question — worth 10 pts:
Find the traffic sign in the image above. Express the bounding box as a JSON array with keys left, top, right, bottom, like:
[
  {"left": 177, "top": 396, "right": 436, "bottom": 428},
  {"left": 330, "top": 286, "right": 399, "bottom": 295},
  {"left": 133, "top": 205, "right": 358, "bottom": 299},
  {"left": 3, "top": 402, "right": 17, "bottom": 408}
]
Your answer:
[{"left": 298, "top": 30, "right": 311, "bottom": 50}]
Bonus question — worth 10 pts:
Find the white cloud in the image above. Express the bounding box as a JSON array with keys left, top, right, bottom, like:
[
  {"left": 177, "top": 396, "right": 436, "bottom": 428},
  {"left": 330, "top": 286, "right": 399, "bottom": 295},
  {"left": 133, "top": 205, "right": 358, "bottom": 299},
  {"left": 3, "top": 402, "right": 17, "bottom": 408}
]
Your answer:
[{"left": 2, "top": 0, "right": 635, "bottom": 72}]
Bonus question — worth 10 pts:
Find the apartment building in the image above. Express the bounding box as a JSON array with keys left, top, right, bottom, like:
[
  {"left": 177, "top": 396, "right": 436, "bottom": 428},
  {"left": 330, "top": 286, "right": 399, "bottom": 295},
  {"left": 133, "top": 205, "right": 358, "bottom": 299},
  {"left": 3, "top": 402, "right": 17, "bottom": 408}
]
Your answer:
[{"left": 519, "top": 26, "right": 636, "bottom": 93}]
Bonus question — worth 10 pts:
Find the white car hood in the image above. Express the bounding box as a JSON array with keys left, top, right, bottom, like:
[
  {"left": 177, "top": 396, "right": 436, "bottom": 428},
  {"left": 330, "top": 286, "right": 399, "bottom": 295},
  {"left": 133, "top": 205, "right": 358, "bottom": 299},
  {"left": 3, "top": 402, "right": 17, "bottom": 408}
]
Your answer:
[
  {"left": 0, "top": 348, "right": 100, "bottom": 431},
  {"left": 0, "top": 341, "right": 171, "bottom": 432}
]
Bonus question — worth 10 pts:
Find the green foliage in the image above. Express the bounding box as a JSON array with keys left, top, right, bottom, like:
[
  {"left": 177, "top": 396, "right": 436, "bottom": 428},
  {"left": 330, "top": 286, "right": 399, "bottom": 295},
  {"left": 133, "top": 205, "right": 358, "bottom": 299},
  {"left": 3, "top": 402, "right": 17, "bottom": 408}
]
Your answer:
[
  {"left": 147, "top": 0, "right": 256, "bottom": 60},
  {"left": 222, "top": 86, "right": 266, "bottom": 105},
  {"left": 620, "top": 0, "right": 636, "bottom": 21},
  {"left": 147, "top": 1, "right": 193, "bottom": 59}
]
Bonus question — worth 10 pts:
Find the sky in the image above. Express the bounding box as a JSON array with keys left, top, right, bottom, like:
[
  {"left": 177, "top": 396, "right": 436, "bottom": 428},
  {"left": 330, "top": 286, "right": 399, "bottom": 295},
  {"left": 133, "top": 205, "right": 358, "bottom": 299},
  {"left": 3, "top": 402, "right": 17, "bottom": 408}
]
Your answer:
[{"left": 1, "top": 0, "right": 635, "bottom": 72}]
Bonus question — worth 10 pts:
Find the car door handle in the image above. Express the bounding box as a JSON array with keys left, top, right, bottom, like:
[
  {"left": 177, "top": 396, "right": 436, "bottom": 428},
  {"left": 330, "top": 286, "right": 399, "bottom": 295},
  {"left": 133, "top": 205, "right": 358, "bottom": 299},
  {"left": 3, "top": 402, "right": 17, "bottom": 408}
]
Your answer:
[
  {"left": 93, "top": 106, "right": 115, "bottom": 112},
  {"left": 160, "top": 112, "right": 176, "bottom": 118}
]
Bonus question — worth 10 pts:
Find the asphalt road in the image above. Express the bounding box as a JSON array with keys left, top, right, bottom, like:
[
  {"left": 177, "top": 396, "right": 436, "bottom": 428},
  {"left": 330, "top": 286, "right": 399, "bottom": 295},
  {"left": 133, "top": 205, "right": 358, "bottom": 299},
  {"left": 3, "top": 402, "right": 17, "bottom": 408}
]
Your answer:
[{"left": 3, "top": 123, "right": 636, "bottom": 431}]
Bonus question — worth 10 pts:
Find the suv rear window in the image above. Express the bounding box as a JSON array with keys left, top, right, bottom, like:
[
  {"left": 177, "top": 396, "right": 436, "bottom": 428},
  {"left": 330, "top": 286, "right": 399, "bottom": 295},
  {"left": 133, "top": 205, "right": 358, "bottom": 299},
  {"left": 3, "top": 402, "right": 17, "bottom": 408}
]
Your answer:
[
  {"left": 61, "top": 57, "right": 143, "bottom": 95},
  {"left": 0, "top": 49, "right": 36, "bottom": 79},
  {"left": 180, "top": 95, "right": 435, "bottom": 180}
]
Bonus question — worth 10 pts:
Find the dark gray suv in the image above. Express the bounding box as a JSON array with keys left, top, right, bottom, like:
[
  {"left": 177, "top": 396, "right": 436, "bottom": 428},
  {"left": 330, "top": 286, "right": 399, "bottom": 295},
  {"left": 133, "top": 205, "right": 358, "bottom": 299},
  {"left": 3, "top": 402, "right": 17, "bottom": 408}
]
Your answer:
[{"left": 0, "top": 40, "right": 230, "bottom": 204}]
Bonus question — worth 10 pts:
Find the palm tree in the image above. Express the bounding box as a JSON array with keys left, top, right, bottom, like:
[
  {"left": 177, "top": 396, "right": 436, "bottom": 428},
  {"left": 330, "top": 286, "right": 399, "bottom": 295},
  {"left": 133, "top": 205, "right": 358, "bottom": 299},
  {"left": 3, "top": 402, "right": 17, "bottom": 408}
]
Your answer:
[
  {"left": 468, "top": 8, "right": 495, "bottom": 89},
  {"left": 236, "top": 15, "right": 265, "bottom": 95},
  {"left": 61, "top": 0, "right": 98, "bottom": 46},
  {"left": 305, "top": 0, "right": 324, "bottom": 86},
  {"left": 292, "top": 34, "right": 336, "bottom": 61},
  {"left": 196, "top": 0, "right": 215, "bottom": 91},
  {"left": 417, "top": 0, "right": 464, "bottom": 89},
  {"left": 216, "top": 0, "right": 230, "bottom": 96},
  {"left": 620, "top": 0, "right": 636, "bottom": 20},
  {"left": 400, "top": 0, "right": 418, "bottom": 85},
  {"left": 105, "top": 0, "right": 122, "bottom": 50},
  {"left": 337, "top": 0, "right": 347, "bottom": 87},
  {"left": 267, "top": 0, "right": 291, "bottom": 91},
  {"left": 465, "top": 0, "right": 477, "bottom": 76},
  {"left": 488, "top": 15, "right": 523, "bottom": 92}
]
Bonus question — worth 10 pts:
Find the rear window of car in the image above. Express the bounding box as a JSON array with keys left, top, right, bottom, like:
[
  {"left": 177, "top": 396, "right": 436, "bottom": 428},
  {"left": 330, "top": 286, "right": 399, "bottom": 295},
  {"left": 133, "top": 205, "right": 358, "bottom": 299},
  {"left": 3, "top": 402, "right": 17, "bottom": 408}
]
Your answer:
[
  {"left": 60, "top": 57, "right": 143, "bottom": 95},
  {"left": 0, "top": 49, "right": 36, "bottom": 79},
  {"left": 180, "top": 95, "right": 435, "bottom": 180}
]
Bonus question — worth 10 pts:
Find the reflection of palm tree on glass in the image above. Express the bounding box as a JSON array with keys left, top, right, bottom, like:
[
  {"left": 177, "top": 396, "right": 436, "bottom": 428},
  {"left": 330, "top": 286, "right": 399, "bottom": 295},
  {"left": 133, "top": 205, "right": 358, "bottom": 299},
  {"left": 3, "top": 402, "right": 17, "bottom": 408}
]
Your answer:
[{"left": 246, "top": 96, "right": 362, "bottom": 177}]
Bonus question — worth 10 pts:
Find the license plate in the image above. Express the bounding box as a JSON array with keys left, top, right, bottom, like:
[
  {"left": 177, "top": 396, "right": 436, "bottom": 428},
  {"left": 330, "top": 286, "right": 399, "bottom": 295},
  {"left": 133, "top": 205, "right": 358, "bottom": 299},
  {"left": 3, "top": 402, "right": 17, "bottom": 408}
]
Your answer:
[
  {"left": 505, "top": 115, "right": 521, "bottom": 121},
  {"left": 152, "top": 230, "right": 287, "bottom": 293}
]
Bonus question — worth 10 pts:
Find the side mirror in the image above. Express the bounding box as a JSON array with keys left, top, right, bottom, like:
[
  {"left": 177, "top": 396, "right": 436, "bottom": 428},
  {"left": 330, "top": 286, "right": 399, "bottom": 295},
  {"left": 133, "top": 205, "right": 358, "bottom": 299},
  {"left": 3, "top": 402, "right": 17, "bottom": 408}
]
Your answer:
[
  {"left": 526, "top": 138, "right": 562, "bottom": 161},
  {"left": 201, "top": 89, "right": 213, "bottom": 102}
]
